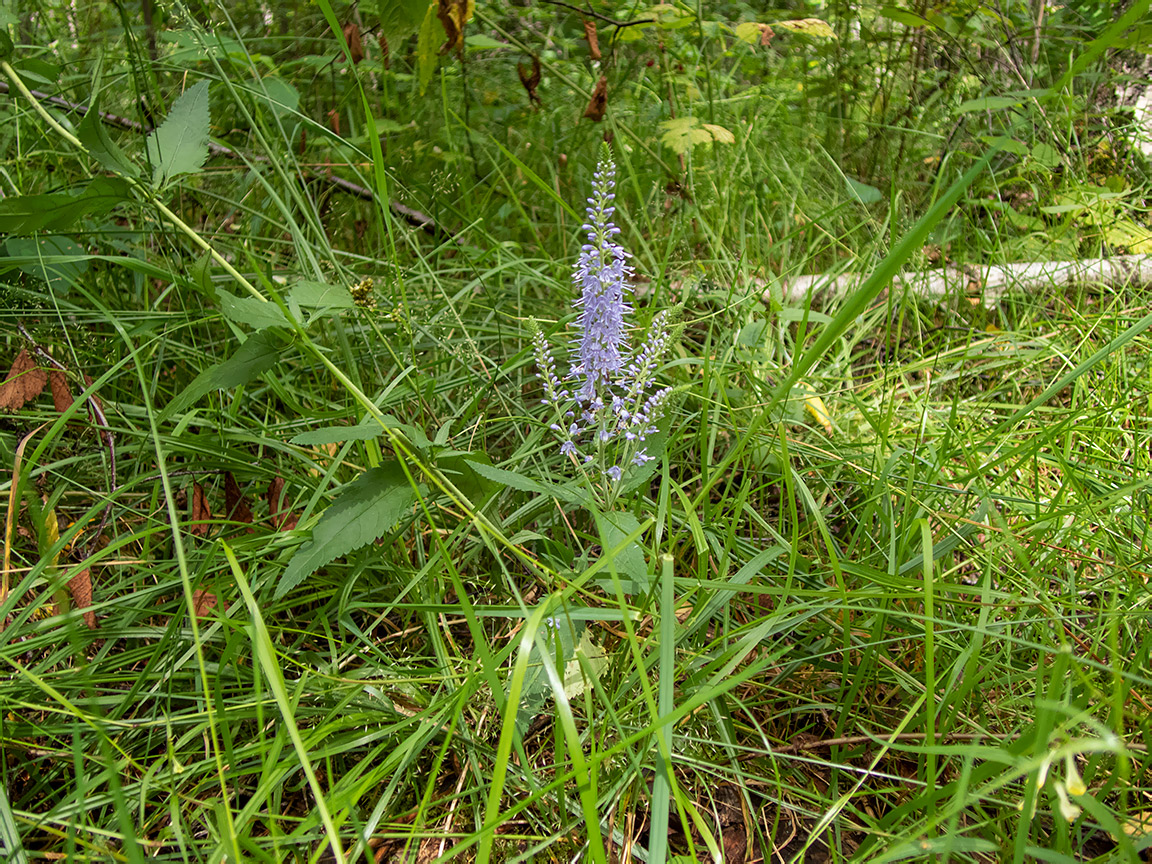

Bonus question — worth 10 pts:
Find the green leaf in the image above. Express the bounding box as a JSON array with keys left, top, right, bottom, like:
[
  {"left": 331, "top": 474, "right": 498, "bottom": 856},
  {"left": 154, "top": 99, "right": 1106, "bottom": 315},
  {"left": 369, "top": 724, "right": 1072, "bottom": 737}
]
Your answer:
[
  {"left": 161, "top": 330, "right": 285, "bottom": 419},
  {"left": 290, "top": 422, "right": 386, "bottom": 446},
  {"left": 878, "top": 6, "right": 931, "bottom": 27},
  {"left": 216, "top": 291, "right": 288, "bottom": 330},
  {"left": 773, "top": 17, "right": 836, "bottom": 38},
  {"left": 379, "top": 0, "right": 432, "bottom": 41},
  {"left": 78, "top": 97, "right": 139, "bottom": 177},
  {"left": 0, "top": 25, "right": 13, "bottom": 60},
  {"left": 465, "top": 34, "right": 506, "bottom": 49},
  {"left": 846, "top": 175, "right": 883, "bottom": 204},
  {"left": 0, "top": 176, "right": 130, "bottom": 234},
  {"left": 564, "top": 627, "right": 607, "bottom": 699},
  {"left": 256, "top": 76, "right": 299, "bottom": 118},
  {"left": 594, "top": 511, "right": 650, "bottom": 594},
  {"left": 288, "top": 280, "right": 355, "bottom": 308},
  {"left": 4, "top": 236, "right": 89, "bottom": 295},
  {"left": 277, "top": 461, "right": 421, "bottom": 598},
  {"left": 659, "top": 117, "right": 711, "bottom": 155},
  {"left": 416, "top": 3, "right": 440, "bottom": 95},
  {"left": 0, "top": 779, "right": 27, "bottom": 864},
  {"left": 464, "top": 460, "right": 587, "bottom": 506},
  {"left": 146, "top": 80, "right": 211, "bottom": 187},
  {"left": 956, "top": 96, "right": 1022, "bottom": 113}
]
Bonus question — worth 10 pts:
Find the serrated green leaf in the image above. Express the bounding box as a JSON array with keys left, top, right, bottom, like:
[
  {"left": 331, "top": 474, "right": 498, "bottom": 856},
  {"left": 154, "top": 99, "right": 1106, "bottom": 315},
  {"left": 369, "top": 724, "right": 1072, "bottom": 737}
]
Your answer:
[
  {"left": 4, "top": 235, "right": 89, "bottom": 295},
  {"left": 161, "top": 330, "right": 285, "bottom": 419},
  {"left": 146, "top": 81, "right": 211, "bottom": 187},
  {"left": 216, "top": 291, "right": 287, "bottom": 330},
  {"left": 277, "top": 462, "right": 421, "bottom": 597},
  {"left": 774, "top": 17, "right": 836, "bottom": 38},
  {"left": 78, "top": 97, "right": 139, "bottom": 177},
  {"left": 290, "top": 423, "right": 385, "bottom": 446},
  {"left": 0, "top": 176, "right": 130, "bottom": 234},
  {"left": 416, "top": 3, "right": 440, "bottom": 95},
  {"left": 379, "top": 0, "right": 432, "bottom": 40},
  {"left": 658, "top": 117, "right": 711, "bottom": 155},
  {"left": 701, "top": 123, "right": 734, "bottom": 144}
]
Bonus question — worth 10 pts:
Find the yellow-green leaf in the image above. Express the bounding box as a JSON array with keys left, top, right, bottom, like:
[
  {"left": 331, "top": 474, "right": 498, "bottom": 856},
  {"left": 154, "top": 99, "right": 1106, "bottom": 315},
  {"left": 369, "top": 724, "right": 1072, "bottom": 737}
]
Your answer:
[{"left": 774, "top": 18, "right": 836, "bottom": 38}]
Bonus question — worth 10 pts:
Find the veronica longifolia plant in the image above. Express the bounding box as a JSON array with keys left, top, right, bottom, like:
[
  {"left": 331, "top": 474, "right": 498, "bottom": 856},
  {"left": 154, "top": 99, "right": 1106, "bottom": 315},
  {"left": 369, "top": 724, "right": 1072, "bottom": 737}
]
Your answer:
[{"left": 534, "top": 150, "right": 674, "bottom": 500}]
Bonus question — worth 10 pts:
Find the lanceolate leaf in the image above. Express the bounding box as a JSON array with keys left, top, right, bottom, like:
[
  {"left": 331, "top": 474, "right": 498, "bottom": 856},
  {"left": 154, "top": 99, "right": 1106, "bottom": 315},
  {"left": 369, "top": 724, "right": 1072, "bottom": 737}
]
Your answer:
[
  {"left": 0, "top": 177, "right": 130, "bottom": 234},
  {"left": 378, "top": 0, "right": 431, "bottom": 41},
  {"left": 161, "top": 330, "right": 286, "bottom": 420},
  {"left": 416, "top": 4, "right": 440, "bottom": 95},
  {"left": 276, "top": 461, "right": 421, "bottom": 597},
  {"left": 78, "top": 97, "right": 140, "bottom": 177},
  {"left": 146, "top": 81, "right": 211, "bottom": 187}
]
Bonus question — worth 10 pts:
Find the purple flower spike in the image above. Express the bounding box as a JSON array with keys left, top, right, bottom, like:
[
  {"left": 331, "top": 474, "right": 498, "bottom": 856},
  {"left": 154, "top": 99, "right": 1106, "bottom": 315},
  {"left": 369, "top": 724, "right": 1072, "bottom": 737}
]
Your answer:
[{"left": 572, "top": 156, "right": 633, "bottom": 401}]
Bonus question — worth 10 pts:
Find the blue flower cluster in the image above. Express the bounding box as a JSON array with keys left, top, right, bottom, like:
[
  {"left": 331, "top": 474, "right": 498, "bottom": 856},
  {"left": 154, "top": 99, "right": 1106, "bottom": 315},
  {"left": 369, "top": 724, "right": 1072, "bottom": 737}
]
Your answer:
[{"left": 534, "top": 152, "right": 673, "bottom": 484}]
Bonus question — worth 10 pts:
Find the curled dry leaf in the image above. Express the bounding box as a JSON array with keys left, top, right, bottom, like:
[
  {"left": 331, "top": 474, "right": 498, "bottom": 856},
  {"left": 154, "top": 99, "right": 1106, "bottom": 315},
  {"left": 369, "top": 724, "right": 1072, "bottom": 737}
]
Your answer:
[
  {"left": 192, "top": 588, "right": 218, "bottom": 620},
  {"left": 343, "top": 22, "right": 364, "bottom": 64},
  {"left": 0, "top": 349, "right": 48, "bottom": 412},
  {"left": 583, "top": 75, "right": 608, "bottom": 122},
  {"left": 68, "top": 567, "right": 97, "bottom": 629},
  {"left": 224, "top": 472, "right": 255, "bottom": 531},
  {"left": 190, "top": 481, "right": 212, "bottom": 538},
  {"left": 583, "top": 20, "right": 601, "bottom": 60},
  {"left": 436, "top": 0, "right": 474, "bottom": 55},
  {"left": 517, "top": 55, "right": 542, "bottom": 107}
]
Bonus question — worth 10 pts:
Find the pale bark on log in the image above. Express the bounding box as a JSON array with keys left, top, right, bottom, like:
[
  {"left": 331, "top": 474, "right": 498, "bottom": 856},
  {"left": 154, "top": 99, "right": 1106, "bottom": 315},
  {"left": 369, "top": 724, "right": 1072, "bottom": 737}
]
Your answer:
[{"left": 767, "top": 255, "right": 1152, "bottom": 308}]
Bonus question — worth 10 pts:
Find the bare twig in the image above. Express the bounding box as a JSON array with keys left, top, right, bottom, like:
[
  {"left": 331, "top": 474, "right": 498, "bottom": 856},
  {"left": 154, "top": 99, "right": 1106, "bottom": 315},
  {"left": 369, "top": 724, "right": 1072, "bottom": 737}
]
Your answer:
[{"left": 533, "top": 0, "right": 654, "bottom": 29}]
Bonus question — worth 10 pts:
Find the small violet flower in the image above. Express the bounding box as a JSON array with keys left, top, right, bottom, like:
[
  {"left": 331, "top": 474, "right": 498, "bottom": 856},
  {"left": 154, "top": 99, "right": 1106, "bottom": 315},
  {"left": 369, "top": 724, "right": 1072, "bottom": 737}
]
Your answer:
[{"left": 532, "top": 147, "right": 675, "bottom": 491}]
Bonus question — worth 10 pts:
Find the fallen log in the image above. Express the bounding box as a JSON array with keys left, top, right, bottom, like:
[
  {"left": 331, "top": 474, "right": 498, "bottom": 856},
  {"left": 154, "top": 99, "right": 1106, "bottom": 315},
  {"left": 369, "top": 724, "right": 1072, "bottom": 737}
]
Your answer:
[{"left": 767, "top": 255, "right": 1152, "bottom": 308}]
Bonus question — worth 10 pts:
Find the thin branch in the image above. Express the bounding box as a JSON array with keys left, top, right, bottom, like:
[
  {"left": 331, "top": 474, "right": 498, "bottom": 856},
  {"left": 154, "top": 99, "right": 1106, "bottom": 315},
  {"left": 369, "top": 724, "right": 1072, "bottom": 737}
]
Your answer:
[{"left": 533, "top": 0, "right": 654, "bottom": 29}]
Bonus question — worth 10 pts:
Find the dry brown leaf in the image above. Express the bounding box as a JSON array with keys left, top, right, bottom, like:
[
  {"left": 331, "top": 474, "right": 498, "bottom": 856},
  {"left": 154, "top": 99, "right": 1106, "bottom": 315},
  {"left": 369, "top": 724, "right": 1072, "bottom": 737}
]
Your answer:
[
  {"left": 583, "top": 20, "right": 601, "bottom": 60},
  {"left": 517, "top": 55, "right": 542, "bottom": 107},
  {"left": 343, "top": 22, "right": 364, "bottom": 64},
  {"left": 68, "top": 567, "right": 97, "bottom": 629},
  {"left": 190, "top": 481, "right": 212, "bottom": 538},
  {"left": 267, "top": 477, "right": 299, "bottom": 531},
  {"left": 436, "top": 0, "right": 474, "bottom": 55},
  {"left": 0, "top": 349, "right": 48, "bottom": 412},
  {"left": 49, "top": 369, "right": 76, "bottom": 414},
  {"left": 224, "top": 472, "right": 254, "bottom": 530},
  {"left": 192, "top": 588, "right": 218, "bottom": 619},
  {"left": 378, "top": 32, "right": 391, "bottom": 70},
  {"left": 583, "top": 75, "right": 608, "bottom": 122},
  {"left": 328, "top": 109, "right": 341, "bottom": 136}
]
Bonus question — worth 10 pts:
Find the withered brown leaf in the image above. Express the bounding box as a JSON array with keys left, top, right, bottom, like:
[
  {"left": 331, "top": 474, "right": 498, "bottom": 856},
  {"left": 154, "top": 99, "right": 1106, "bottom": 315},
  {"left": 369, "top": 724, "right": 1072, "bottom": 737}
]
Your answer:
[
  {"left": 378, "top": 32, "right": 391, "bottom": 70},
  {"left": 583, "top": 20, "right": 601, "bottom": 60},
  {"left": 436, "top": 0, "right": 473, "bottom": 55},
  {"left": 517, "top": 55, "right": 542, "bottom": 107},
  {"left": 190, "top": 481, "right": 212, "bottom": 538},
  {"left": 343, "top": 22, "right": 364, "bottom": 64},
  {"left": 0, "top": 349, "right": 48, "bottom": 412},
  {"left": 224, "top": 472, "right": 255, "bottom": 530},
  {"left": 192, "top": 588, "right": 218, "bottom": 620},
  {"left": 68, "top": 567, "right": 97, "bottom": 629},
  {"left": 583, "top": 75, "right": 608, "bottom": 122},
  {"left": 49, "top": 369, "right": 76, "bottom": 415},
  {"left": 267, "top": 477, "right": 299, "bottom": 531}
]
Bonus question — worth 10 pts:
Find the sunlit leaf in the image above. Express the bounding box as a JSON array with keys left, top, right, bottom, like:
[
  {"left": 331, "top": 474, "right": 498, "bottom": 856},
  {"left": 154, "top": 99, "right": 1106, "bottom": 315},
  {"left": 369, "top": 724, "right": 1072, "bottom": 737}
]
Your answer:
[{"left": 146, "top": 80, "right": 211, "bottom": 187}]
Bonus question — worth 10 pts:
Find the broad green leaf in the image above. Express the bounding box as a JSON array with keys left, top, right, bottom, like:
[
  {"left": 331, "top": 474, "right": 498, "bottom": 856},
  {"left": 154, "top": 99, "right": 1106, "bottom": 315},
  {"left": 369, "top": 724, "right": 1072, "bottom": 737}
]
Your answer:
[
  {"left": 257, "top": 76, "right": 300, "bottom": 118},
  {"left": 290, "top": 423, "right": 385, "bottom": 446},
  {"left": 878, "top": 6, "right": 931, "bottom": 27},
  {"left": 379, "top": 0, "right": 432, "bottom": 41},
  {"left": 0, "top": 176, "right": 130, "bottom": 234},
  {"left": 4, "top": 236, "right": 89, "bottom": 295},
  {"left": 216, "top": 291, "right": 287, "bottom": 330},
  {"left": 701, "top": 123, "right": 734, "bottom": 144},
  {"left": 416, "top": 4, "right": 440, "bottom": 95},
  {"left": 846, "top": 175, "right": 883, "bottom": 204},
  {"left": 732, "top": 21, "right": 769, "bottom": 44},
  {"left": 659, "top": 117, "right": 711, "bottom": 155},
  {"left": 774, "top": 18, "right": 836, "bottom": 38},
  {"left": 515, "top": 614, "right": 581, "bottom": 735},
  {"left": 594, "top": 511, "right": 650, "bottom": 594},
  {"left": 277, "top": 461, "right": 421, "bottom": 597},
  {"left": 0, "top": 25, "right": 13, "bottom": 60},
  {"left": 436, "top": 450, "right": 499, "bottom": 504},
  {"left": 288, "top": 280, "right": 355, "bottom": 308},
  {"left": 956, "top": 96, "right": 1022, "bottom": 113},
  {"left": 78, "top": 98, "right": 139, "bottom": 177},
  {"left": 146, "top": 80, "right": 211, "bottom": 187},
  {"left": 465, "top": 34, "right": 506, "bottom": 49},
  {"left": 161, "top": 330, "right": 285, "bottom": 419}
]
